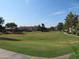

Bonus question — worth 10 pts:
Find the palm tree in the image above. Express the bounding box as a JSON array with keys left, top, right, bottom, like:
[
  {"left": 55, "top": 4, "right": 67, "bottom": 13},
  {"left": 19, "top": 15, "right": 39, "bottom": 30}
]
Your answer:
[{"left": 65, "top": 12, "right": 75, "bottom": 33}]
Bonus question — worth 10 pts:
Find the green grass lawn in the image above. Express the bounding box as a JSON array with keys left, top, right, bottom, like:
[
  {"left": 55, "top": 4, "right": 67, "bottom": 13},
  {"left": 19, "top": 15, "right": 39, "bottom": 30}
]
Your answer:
[{"left": 0, "top": 32, "right": 79, "bottom": 57}]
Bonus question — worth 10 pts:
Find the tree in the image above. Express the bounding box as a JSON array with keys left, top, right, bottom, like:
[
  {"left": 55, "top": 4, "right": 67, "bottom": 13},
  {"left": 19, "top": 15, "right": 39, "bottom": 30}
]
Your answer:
[
  {"left": 75, "top": 17, "right": 79, "bottom": 35},
  {"left": 5, "top": 23, "right": 17, "bottom": 29},
  {"left": 49, "top": 26, "right": 55, "bottom": 31},
  {"left": 41, "top": 23, "right": 48, "bottom": 32},
  {"left": 57, "top": 22, "right": 63, "bottom": 31},
  {"left": 41, "top": 23, "right": 45, "bottom": 28},
  {"left": 73, "top": 15, "right": 78, "bottom": 27},
  {"left": 37, "top": 25, "right": 41, "bottom": 31},
  {"left": 65, "top": 12, "right": 75, "bottom": 33},
  {"left": 63, "top": 22, "right": 67, "bottom": 32},
  {"left": 0, "top": 17, "right": 4, "bottom": 32},
  {"left": 72, "top": 15, "right": 79, "bottom": 34},
  {"left": 5, "top": 23, "right": 17, "bottom": 33},
  {"left": 0, "top": 17, "right": 4, "bottom": 25}
]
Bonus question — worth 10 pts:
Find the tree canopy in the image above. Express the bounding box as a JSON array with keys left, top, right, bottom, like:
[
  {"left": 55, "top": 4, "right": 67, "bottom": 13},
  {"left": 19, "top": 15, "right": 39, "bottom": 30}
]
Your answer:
[
  {"left": 5, "top": 23, "right": 17, "bottom": 29},
  {"left": 0, "top": 17, "right": 4, "bottom": 25},
  {"left": 64, "top": 12, "right": 75, "bottom": 33},
  {"left": 57, "top": 22, "right": 63, "bottom": 31}
]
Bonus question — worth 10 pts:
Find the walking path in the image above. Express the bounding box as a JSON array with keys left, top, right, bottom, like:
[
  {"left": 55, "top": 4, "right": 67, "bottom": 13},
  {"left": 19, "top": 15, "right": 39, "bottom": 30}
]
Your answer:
[
  {"left": 64, "top": 32, "right": 79, "bottom": 37},
  {"left": 0, "top": 48, "right": 71, "bottom": 59}
]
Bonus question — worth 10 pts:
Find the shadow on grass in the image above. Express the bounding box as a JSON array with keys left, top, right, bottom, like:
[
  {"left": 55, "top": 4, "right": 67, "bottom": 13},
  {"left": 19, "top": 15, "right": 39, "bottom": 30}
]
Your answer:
[{"left": 0, "top": 37, "right": 21, "bottom": 41}]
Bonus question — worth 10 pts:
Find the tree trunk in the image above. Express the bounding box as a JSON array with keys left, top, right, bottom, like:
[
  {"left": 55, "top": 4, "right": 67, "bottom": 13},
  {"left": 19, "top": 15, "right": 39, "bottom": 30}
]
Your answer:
[{"left": 68, "top": 27, "right": 72, "bottom": 34}]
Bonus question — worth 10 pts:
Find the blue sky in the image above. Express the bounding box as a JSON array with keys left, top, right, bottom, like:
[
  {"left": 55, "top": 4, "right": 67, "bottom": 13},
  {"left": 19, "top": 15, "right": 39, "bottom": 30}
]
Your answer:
[{"left": 0, "top": 0, "right": 79, "bottom": 27}]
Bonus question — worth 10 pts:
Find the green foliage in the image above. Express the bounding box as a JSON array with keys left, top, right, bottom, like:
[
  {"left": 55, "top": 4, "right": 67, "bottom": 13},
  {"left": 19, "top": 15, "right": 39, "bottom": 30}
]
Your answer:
[
  {"left": 37, "top": 23, "right": 48, "bottom": 32},
  {"left": 76, "top": 20, "right": 79, "bottom": 30},
  {"left": 0, "top": 17, "right": 4, "bottom": 25},
  {"left": 65, "top": 12, "right": 74, "bottom": 27},
  {"left": 37, "top": 25, "right": 41, "bottom": 31},
  {"left": 57, "top": 22, "right": 63, "bottom": 31},
  {"left": 5, "top": 23, "right": 17, "bottom": 29},
  {"left": 41, "top": 23, "right": 47, "bottom": 32},
  {"left": 49, "top": 26, "right": 55, "bottom": 31},
  {"left": 64, "top": 12, "right": 75, "bottom": 33},
  {"left": 0, "top": 17, "right": 5, "bottom": 32}
]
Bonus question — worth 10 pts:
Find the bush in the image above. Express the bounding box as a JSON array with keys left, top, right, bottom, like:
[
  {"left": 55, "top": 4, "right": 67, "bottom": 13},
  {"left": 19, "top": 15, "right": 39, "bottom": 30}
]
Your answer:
[
  {"left": 73, "top": 31, "right": 76, "bottom": 34},
  {"left": 76, "top": 30, "right": 79, "bottom": 36}
]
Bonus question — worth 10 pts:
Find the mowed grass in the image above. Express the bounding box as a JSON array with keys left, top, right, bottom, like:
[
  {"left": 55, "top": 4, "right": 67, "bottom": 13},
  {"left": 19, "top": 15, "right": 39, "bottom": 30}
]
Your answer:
[{"left": 0, "top": 32, "right": 79, "bottom": 57}]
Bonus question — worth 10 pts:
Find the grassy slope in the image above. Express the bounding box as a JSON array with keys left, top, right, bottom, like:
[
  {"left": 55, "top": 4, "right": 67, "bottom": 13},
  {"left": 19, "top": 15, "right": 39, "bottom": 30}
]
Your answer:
[{"left": 0, "top": 32, "right": 79, "bottom": 57}]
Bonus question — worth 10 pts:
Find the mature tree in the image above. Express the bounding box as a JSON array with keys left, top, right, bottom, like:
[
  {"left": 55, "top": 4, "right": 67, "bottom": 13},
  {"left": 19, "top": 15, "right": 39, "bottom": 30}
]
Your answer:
[
  {"left": 65, "top": 12, "right": 75, "bottom": 33},
  {"left": 49, "top": 26, "right": 55, "bottom": 31},
  {"left": 0, "top": 25, "right": 3, "bottom": 32},
  {"left": 73, "top": 15, "right": 78, "bottom": 27},
  {"left": 37, "top": 25, "right": 41, "bottom": 31},
  {"left": 76, "top": 19, "right": 79, "bottom": 35},
  {"left": 5, "top": 23, "right": 17, "bottom": 33},
  {"left": 76, "top": 21, "right": 79, "bottom": 30},
  {"left": 63, "top": 22, "right": 67, "bottom": 32},
  {"left": 0, "top": 17, "right": 4, "bottom": 25},
  {"left": 0, "top": 17, "right": 4, "bottom": 32},
  {"left": 57, "top": 22, "right": 63, "bottom": 31},
  {"left": 72, "top": 15, "right": 79, "bottom": 34},
  {"left": 5, "top": 22, "right": 18, "bottom": 33},
  {"left": 5, "top": 23, "right": 17, "bottom": 29},
  {"left": 41, "top": 23, "right": 45, "bottom": 28},
  {"left": 41, "top": 23, "right": 48, "bottom": 32}
]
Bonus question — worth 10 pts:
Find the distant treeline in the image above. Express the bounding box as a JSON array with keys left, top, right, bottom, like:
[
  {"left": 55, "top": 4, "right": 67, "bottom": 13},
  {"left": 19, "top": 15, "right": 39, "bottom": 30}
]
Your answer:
[
  {"left": 0, "top": 17, "right": 58, "bottom": 33},
  {"left": 0, "top": 12, "right": 79, "bottom": 34}
]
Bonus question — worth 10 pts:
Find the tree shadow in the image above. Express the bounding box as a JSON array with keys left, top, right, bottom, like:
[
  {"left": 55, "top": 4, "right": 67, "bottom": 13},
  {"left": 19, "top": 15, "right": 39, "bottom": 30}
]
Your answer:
[{"left": 0, "top": 37, "right": 21, "bottom": 41}]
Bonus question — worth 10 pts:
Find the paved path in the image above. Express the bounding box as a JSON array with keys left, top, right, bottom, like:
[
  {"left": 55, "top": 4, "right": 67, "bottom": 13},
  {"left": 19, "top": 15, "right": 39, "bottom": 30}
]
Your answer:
[
  {"left": 0, "top": 49, "right": 31, "bottom": 59},
  {"left": 50, "top": 54, "right": 71, "bottom": 59},
  {"left": 31, "top": 54, "right": 71, "bottom": 59},
  {"left": 0, "top": 48, "right": 71, "bottom": 59},
  {"left": 64, "top": 32, "right": 79, "bottom": 37}
]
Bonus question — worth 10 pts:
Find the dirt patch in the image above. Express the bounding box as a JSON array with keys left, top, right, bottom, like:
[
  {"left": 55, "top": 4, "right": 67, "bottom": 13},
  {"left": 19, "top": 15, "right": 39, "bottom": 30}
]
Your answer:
[{"left": 0, "top": 37, "right": 21, "bottom": 41}]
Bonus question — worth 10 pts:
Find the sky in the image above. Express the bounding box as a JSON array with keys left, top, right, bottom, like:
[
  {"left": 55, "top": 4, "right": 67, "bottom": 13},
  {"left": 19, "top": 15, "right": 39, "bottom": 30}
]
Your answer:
[{"left": 0, "top": 0, "right": 79, "bottom": 27}]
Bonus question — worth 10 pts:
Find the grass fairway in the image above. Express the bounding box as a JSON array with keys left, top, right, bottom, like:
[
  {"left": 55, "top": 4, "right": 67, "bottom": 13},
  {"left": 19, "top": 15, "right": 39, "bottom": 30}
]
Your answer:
[{"left": 0, "top": 32, "right": 79, "bottom": 57}]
